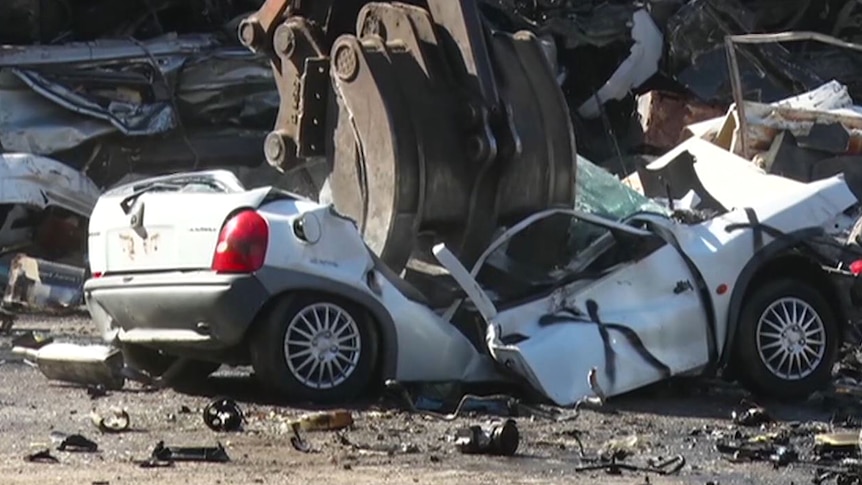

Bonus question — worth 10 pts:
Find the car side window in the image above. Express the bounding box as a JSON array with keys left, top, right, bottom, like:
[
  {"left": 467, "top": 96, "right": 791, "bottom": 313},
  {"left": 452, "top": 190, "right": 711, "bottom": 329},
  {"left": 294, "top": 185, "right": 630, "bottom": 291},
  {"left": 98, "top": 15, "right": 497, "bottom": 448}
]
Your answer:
[{"left": 477, "top": 213, "right": 630, "bottom": 302}]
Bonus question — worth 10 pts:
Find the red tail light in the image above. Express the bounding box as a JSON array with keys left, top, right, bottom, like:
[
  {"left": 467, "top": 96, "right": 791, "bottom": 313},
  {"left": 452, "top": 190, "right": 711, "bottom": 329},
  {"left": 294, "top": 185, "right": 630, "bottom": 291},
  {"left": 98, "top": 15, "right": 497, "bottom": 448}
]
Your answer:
[
  {"left": 851, "top": 259, "right": 862, "bottom": 276},
  {"left": 212, "top": 210, "right": 269, "bottom": 273}
]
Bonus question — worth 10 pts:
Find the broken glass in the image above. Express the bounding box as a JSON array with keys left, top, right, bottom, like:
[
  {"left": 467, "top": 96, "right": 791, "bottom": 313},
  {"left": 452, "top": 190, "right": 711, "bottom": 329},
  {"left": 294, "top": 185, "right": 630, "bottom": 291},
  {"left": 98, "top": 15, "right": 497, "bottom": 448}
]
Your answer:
[{"left": 574, "top": 155, "right": 669, "bottom": 220}]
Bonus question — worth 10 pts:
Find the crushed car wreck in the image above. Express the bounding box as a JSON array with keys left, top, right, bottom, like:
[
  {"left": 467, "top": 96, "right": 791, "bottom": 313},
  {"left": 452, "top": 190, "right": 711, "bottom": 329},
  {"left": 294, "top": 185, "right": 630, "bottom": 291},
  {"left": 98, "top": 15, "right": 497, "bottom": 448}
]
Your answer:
[{"left": 80, "top": 147, "right": 862, "bottom": 405}]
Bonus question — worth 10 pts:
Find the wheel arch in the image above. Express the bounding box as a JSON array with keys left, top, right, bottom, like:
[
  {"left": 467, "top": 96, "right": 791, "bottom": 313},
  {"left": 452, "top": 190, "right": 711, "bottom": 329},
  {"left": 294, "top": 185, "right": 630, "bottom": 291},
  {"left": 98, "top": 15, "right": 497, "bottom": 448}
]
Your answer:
[
  {"left": 248, "top": 269, "right": 398, "bottom": 382},
  {"left": 720, "top": 240, "right": 849, "bottom": 369}
]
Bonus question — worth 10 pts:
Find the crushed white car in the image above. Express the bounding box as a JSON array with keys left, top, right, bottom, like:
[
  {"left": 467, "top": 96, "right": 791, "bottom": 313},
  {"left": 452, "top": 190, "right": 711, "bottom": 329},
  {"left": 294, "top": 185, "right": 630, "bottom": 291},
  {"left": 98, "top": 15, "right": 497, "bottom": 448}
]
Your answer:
[{"left": 84, "top": 138, "right": 862, "bottom": 404}]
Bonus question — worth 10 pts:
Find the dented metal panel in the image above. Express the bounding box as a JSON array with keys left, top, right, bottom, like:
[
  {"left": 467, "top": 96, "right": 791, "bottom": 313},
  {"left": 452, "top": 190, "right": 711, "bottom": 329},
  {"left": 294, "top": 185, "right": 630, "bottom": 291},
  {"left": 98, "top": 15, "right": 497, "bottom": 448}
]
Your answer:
[
  {"left": 0, "top": 70, "right": 116, "bottom": 154},
  {"left": 0, "top": 153, "right": 100, "bottom": 217},
  {"left": 1, "top": 34, "right": 277, "bottom": 139}
]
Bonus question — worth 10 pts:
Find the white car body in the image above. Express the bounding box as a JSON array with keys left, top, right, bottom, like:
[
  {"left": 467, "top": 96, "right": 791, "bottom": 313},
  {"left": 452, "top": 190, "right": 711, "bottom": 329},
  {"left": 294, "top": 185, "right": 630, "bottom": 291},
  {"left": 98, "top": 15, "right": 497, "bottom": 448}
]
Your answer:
[{"left": 84, "top": 138, "right": 862, "bottom": 405}]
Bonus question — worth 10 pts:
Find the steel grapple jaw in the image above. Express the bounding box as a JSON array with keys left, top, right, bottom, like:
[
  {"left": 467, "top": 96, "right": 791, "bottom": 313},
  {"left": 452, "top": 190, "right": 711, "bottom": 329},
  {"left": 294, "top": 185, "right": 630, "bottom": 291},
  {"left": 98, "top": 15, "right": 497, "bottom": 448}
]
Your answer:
[{"left": 240, "top": 0, "right": 576, "bottom": 273}]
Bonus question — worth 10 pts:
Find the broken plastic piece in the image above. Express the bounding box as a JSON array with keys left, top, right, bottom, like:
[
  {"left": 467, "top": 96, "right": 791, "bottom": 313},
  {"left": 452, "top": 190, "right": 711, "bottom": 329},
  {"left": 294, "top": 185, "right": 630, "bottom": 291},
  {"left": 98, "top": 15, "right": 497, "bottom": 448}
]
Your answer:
[
  {"left": 732, "top": 405, "right": 772, "bottom": 426},
  {"left": 203, "top": 397, "right": 244, "bottom": 432},
  {"left": 51, "top": 431, "right": 98, "bottom": 452},
  {"left": 454, "top": 419, "right": 519, "bottom": 456},
  {"left": 290, "top": 423, "right": 312, "bottom": 453},
  {"left": 90, "top": 407, "right": 130, "bottom": 433},
  {"left": 25, "top": 449, "right": 59, "bottom": 463},
  {"left": 149, "top": 441, "right": 230, "bottom": 463}
]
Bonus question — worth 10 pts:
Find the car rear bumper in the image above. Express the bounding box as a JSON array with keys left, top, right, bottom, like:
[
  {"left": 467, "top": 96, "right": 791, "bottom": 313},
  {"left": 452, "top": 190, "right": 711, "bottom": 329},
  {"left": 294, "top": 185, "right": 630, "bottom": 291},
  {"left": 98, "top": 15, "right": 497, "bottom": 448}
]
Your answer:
[{"left": 84, "top": 272, "right": 270, "bottom": 350}]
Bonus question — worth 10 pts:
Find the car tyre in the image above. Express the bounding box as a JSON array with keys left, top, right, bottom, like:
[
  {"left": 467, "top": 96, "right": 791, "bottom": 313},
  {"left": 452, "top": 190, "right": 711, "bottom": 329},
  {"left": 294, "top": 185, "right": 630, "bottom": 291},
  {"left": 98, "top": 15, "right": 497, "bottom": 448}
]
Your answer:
[
  {"left": 250, "top": 292, "right": 379, "bottom": 403},
  {"left": 120, "top": 343, "right": 221, "bottom": 385},
  {"left": 734, "top": 278, "right": 838, "bottom": 399}
]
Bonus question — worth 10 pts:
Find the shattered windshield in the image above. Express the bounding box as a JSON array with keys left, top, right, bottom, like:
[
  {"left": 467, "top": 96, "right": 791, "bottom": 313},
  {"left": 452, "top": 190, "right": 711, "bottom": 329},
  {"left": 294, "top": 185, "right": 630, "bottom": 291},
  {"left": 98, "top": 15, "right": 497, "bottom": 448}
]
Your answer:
[{"left": 575, "top": 155, "right": 670, "bottom": 220}]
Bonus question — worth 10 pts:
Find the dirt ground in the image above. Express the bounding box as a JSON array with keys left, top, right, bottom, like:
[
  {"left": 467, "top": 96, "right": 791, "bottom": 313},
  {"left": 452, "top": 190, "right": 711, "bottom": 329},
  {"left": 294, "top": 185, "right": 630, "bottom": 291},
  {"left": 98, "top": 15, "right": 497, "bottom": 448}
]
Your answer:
[{"left": 0, "top": 316, "right": 854, "bottom": 485}]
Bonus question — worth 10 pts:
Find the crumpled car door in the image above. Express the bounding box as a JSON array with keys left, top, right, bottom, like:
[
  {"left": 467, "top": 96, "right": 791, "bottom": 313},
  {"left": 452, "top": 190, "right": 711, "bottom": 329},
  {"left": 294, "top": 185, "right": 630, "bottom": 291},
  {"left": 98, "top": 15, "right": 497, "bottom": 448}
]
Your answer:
[{"left": 435, "top": 210, "right": 711, "bottom": 407}]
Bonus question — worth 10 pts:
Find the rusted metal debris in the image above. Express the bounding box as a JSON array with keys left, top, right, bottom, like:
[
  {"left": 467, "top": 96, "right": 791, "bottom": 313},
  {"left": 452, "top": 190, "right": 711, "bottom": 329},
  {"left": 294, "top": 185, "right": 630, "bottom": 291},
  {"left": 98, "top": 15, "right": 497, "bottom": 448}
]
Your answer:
[{"left": 636, "top": 91, "right": 726, "bottom": 151}]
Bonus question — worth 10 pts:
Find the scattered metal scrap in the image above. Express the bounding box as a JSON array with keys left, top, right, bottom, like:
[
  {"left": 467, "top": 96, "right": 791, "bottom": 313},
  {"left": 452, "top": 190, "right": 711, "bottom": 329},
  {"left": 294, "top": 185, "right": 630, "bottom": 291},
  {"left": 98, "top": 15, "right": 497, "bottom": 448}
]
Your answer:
[
  {"left": 574, "top": 455, "right": 686, "bottom": 476},
  {"left": 288, "top": 410, "right": 354, "bottom": 453},
  {"left": 732, "top": 402, "right": 773, "bottom": 427},
  {"left": 454, "top": 419, "right": 520, "bottom": 457},
  {"left": 337, "top": 432, "right": 422, "bottom": 456},
  {"left": 137, "top": 441, "right": 230, "bottom": 467},
  {"left": 716, "top": 436, "right": 798, "bottom": 467},
  {"left": 384, "top": 380, "right": 565, "bottom": 421}
]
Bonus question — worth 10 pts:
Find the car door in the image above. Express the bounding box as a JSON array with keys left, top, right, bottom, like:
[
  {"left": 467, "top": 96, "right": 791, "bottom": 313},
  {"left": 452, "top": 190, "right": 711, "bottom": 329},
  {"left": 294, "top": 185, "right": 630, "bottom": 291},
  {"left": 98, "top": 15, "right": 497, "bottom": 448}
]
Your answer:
[{"left": 446, "top": 209, "right": 711, "bottom": 406}]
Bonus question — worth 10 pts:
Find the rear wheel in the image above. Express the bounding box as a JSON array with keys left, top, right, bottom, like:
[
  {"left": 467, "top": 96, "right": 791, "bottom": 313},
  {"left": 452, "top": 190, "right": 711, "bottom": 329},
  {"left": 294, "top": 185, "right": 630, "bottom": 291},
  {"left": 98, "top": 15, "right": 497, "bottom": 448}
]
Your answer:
[
  {"left": 249, "top": 293, "right": 378, "bottom": 403},
  {"left": 733, "top": 279, "right": 838, "bottom": 399},
  {"left": 120, "top": 343, "right": 221, "bottom": 385}
]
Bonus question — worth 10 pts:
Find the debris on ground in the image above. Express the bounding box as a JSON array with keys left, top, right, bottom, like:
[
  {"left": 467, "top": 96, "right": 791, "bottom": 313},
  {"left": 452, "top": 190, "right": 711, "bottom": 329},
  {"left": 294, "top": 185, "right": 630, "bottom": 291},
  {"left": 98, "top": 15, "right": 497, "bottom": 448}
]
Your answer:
[
  {"left": 337, "top": 432, "right": 422, "bottom": 456},
  {"left": 90, "top": 407, "right": 131, "bottom": 433},
  {"left": 24, "top": 449, "right": 59, "bottom": 464},
  {"left": 285, "top": 410, "right": 355, "bottom": 454},
  {"left": 50, "top": 432, "right": 98, "bottom": 453},
  {"left": 731, "top": 403, "right": 773, "bottom": 427},
  {"left": 202, "top": 397, "right": 244, "bottom": 432},
  {"left": 10, "top": 330, "right": 53, "bottom": 350},
  {"left": 574, "top": 454, "right": 686, "bottom": 476},
  {"left": 454, "top": 419, "right": 520, "bottom": 457},
  {"left": 138, "top": 441, "right": 230, "bottom": 466},
  {"left": 291, "top": 410, "right": 354, "bottom": 432},
  {"left": 12, "top": 343, "right": 125, "bottom": 390}
]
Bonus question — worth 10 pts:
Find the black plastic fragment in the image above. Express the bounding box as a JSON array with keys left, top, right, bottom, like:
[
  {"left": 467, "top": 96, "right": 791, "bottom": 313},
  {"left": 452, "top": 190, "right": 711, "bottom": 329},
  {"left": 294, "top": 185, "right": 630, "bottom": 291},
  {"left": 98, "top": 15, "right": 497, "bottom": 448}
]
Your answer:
[
  {"left": 25, "top": 449, "right": 59, "bottom": 463},
  {"left": 203, "top": 397, "right": 244, "bottom": 432},
  {"left": 149, "top": 441, "right": 230, "bottom": 463},
  {"left": 51, "top": 431, "right": 98, "bottom": 452}
]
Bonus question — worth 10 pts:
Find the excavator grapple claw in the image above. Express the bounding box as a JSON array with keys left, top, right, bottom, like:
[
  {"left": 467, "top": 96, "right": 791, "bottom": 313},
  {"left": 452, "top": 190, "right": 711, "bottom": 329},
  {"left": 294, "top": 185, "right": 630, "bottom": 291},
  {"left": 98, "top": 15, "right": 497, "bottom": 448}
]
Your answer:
[{"left": 241, "top": 0, "right": 577, "bottom": 273}]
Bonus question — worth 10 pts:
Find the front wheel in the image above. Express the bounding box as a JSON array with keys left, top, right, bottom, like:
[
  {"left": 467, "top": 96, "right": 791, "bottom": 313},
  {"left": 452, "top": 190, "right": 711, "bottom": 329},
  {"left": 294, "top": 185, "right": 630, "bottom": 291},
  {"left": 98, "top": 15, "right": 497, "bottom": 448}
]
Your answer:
[
  {"left": 733, "top": 278, "right": 839, "bottom": 399},
  {"left": 250, "top": 293, "right": 379, "bottom": 403}
]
